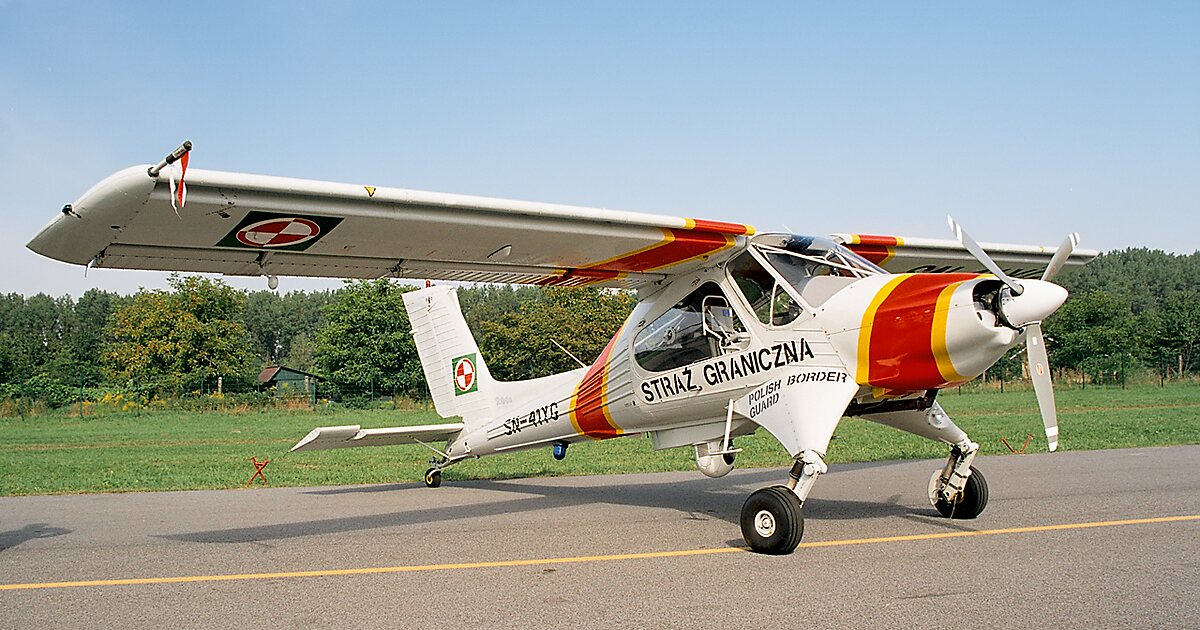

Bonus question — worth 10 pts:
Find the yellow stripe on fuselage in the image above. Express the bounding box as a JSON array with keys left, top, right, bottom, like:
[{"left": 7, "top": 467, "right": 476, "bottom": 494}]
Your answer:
[
  {"left": 856, "top": 275, "right": 910, "bottom": 384},
  {"left": 931, "top": 281, "right": 969, "bottom": 383}
]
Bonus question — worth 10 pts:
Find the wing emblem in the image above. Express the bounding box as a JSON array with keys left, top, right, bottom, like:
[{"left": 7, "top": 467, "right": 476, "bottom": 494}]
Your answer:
[
  {"left": 216, "top": 211, "right": 344, "bottom": 252},
  {"left": 236, "top": 217, "right": 320, "bottom": 247}
]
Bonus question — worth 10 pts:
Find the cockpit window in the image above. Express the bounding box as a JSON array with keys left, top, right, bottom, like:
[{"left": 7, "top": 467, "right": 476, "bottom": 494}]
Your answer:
[
  {"left": 757, "top": 235, "right": 884, "bottom": 277},
  {"left": 733, "top": 235, "right": 881, "bottom": 311},
  {"left": 634, "top": 282, "right": 747, "bottom": 373},
  {"left": 727, "top": 252, "right": 802, "bottom": 326}
]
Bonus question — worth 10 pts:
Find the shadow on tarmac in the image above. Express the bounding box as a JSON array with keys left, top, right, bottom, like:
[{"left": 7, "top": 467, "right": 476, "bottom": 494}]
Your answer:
[
  {"left": 162, "top": 462, "right": 969, "bottom": 546},
  {"left": 0, "top": 523, "right": 72, "bottom": 551}
]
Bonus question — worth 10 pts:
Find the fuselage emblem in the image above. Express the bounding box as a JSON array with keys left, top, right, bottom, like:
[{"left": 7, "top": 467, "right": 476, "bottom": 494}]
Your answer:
[{"left": 453, "top": 354, "right": 478, "bottom": 395}]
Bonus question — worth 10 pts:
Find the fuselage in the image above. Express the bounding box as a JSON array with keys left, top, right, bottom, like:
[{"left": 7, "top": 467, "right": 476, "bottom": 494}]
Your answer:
[{"left": 442, "top": 234, "right": 1063, "bottom": 462}]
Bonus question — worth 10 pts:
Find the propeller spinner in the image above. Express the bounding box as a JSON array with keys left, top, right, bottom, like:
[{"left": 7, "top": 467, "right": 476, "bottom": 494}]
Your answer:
[{"left": 947, "top": 216, "right": 1078, "bottom": 452}]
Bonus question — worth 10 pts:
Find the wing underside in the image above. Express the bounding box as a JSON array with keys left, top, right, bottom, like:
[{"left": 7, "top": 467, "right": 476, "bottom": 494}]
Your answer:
[{"left": 28, "top": 166, "right": 754, "bottom": 289}]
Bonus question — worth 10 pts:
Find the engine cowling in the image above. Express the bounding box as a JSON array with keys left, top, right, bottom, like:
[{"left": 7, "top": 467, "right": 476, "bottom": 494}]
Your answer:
[{"left": 695, "top": 440, "right": 736, "bottom": 478}]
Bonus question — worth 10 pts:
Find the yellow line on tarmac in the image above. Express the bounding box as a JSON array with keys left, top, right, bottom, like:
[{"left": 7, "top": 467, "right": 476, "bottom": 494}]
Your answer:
[
  {"left": 797, "top": 514, "right": 1200, "bottom": 548},
  {"left": 2, "top": 514, "right": 1196, "bottom": 592}
]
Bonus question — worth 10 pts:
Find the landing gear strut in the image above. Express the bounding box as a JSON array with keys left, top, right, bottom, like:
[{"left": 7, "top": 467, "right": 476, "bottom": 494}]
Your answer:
[
  {"left": 424, "top": 454, "right": 453, "bottom": 488},
  {"left": 928, "top": 441, "right": 988, "bottom": 519},
  {"left": 930, "top": 465, "right": 988, "bottom": 518}
]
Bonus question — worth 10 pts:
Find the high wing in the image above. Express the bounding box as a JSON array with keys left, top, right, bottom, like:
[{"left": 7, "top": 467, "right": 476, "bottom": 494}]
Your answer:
[
  {"left": 832, "top": 233, "right": 1098, "bottom": 278},
  {"left": 28, "top": 165, "right": 754, "bottom": 289},
  {"left": 290, "top": 422, "right": 465, "bottom": 452}
]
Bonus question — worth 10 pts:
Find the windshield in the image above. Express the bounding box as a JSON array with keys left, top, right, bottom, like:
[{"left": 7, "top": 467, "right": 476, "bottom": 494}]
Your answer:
[
  {"left": 750, "top": 235, "right": 882, "bottom": 307},
  {"left": 756, "top": 235, "right": 884, "bottom": 277}
]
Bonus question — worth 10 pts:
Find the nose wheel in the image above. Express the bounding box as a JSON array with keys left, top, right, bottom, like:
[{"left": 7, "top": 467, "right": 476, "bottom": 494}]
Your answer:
[
  {"left": 740, "top": 486, "right": 805, "bottom": 555},
  {"left": 929, "top": 465, "right": 988, "bottom": 519}
]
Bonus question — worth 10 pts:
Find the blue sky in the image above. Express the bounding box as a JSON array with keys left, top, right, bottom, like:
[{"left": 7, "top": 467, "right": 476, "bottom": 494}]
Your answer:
[{"left": 2, "top": 1, "right": 1197, "bottom": 296}]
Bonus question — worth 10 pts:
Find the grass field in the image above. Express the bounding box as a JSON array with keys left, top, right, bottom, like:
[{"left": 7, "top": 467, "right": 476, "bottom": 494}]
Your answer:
[{"left": 2, "top": 384, "right": 1197, "bottom": 496}]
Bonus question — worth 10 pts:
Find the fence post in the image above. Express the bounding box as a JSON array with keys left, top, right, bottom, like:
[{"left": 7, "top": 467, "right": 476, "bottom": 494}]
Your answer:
[
  {"left": 1160, "top": 350, "right": 1165, "bottom": 387},
  {"left": 1120, "top": 352, "right": 1126, "bottom": 389}
]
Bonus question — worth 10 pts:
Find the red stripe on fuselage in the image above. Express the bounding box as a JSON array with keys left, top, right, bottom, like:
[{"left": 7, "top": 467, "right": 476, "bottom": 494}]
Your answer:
[
  {"left": 867, "top": 273, "right": 979, "bottom": 390},
  {"left": 570, "top": 328, "right": 624, "bottom": 439}
]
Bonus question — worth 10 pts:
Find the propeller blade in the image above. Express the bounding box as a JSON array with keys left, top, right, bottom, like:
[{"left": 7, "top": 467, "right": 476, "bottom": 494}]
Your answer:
[
  {"left": 1041, "top": 232, "right": 1080, "bottom": 283},
  {"left": 1025, "top": 322, "right": 1059, "bottom": 452},
  {"left": 946, "top": 216, "right": 1024, "bottom": 295}
]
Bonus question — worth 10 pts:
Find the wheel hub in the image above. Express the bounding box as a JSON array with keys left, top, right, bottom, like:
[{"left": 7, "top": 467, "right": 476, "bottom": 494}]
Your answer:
[{"left": 754, "top": 510, "right": 777, "bottom": 537}]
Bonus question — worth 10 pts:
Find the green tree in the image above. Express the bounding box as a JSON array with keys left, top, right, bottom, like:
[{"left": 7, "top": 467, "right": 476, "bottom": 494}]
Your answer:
[
  {"left": 314, "top": 279, "right": 424, "bottom": 397},
  {"left": 458, "top": 284, "right": 540, "bottom": 339},
  {"left": 478, "top": 287, "right": 635, "bottom": 380},
  {"left": 103, "top": 276, "right": 258, "bottom": 392},
  {"left": 1043, "top": 290, "right": 1141, "bottom": 382},
  {"left": 282, "top": 332, "right": 318, "bottom": 374},
  {"left": 0, "top": 293, "right": 79, "bottom": 385},
  {"left": 1156, "top": 291, "right": 1200, "bottom": 375},
  {"left": 1060, "top": 248, "right": 1199, "bottom": 315},
  {"left": 71, "top": 289, "right": 122, "bottom": 385},
  {"left": 243, "top": 289, "right": 335, "bottom": 364}
]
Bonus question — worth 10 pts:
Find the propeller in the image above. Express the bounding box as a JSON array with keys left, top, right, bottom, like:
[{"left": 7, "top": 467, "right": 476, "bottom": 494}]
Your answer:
[
  {"left": 1041, "top": 232, "right": 1080, "bottom": 283},
  {"left": 947, "top": 216, "right": 1024, "bottom": 295},
  {"left": 947, "top": 216, "right": 1078, "bottom": 452},
  {"left": 1025, "top": 323, "right": 1058, "bottom": 451}
]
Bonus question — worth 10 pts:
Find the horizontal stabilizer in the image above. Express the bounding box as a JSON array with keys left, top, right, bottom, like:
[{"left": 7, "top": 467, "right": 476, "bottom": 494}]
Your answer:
[{"left": 289, "top": 422, "right": 465, "bottom": 452}]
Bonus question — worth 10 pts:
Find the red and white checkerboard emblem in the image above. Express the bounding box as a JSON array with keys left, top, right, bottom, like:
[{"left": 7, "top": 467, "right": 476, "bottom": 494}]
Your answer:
[
  {"left": 236, "top": 217, "right": 322, "bottom": 248},
  {"left": 454, "top": 357, "right": 476, "bottom": 393}
]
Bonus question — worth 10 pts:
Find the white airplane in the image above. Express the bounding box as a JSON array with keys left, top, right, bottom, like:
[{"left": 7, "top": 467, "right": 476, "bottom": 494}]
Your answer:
[{"left": 28, "top": 144, "right": 1096, "bottom": 554}]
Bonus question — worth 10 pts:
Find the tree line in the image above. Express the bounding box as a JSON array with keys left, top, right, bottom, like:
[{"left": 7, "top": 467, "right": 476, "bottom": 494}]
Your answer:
[
  {"left": 0, "top": 247, "right": 1195, "bottom": 408},
  {"left": 1038, "top": 247, "right": 1199, "bottom": 383},
  {"left": 0, "top": 276, "right": 634, "bottom": 406}
]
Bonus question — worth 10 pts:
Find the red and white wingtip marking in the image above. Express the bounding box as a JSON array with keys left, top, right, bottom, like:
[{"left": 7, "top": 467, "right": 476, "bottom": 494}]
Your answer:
[{"left": 168, "top": 152, "right": 190, "bottom": 212}]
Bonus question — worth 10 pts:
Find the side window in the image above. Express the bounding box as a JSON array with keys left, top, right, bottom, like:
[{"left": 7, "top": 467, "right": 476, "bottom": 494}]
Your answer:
[
  {"left": 634, "top": 283, "right": 746, "bottom": 372},
  {"left": 728, "top": 251, "right": 802, "bottom": 326}
]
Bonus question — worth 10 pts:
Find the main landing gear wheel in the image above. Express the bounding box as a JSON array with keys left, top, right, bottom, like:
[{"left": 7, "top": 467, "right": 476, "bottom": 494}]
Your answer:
[
  {"left": 930, "top": 466, "right": 988, "bottom": 519},
  {"left": 740, "top": 486, "right": 805, "bottom": 555},
  {"left": 424, "top": 468, "right": 442, "bottom": 488}
]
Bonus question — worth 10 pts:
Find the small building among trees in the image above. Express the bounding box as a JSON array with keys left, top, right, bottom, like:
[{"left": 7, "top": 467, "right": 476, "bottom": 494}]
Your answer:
[{"left": 257, "top": 365, "right": 324, "bottom": 393}]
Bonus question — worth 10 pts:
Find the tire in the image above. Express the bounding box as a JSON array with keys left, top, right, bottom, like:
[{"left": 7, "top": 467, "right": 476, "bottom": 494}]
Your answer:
[
  {"left": 934, "top": 466, "right": 988, "bottom": 519},
  {"left": 424, "top": 468, "right": 442, "bottom": 488},
  {"left": 740, "top": 486, "right": 805, "bottom": 555}
]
